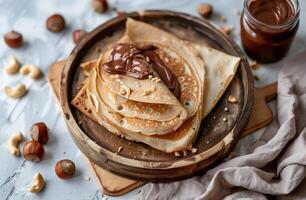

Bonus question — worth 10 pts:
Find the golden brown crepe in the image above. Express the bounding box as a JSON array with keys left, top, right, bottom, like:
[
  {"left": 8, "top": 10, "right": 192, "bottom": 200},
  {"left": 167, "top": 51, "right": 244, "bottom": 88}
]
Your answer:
[{"left": 71, "top": 18, "right": 240, "bottom": 153}]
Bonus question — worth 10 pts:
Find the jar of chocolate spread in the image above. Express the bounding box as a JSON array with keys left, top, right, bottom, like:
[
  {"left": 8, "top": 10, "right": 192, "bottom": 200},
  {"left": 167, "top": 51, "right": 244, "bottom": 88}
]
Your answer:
[{"left": 241, "top": 0, "right": 300, "bottom": 63}]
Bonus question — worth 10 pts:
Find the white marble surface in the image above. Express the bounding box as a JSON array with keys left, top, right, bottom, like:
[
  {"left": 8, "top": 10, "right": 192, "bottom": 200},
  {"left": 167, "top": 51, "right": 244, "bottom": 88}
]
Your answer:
[{"left": 0, "top": 0, "right": 305, "bottom": 199}]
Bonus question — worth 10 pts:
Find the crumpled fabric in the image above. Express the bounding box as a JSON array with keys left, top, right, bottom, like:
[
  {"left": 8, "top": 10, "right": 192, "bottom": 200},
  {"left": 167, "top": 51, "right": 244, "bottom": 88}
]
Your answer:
[{"left": 137, "top": 50, "right": 306, "bottom": 200}]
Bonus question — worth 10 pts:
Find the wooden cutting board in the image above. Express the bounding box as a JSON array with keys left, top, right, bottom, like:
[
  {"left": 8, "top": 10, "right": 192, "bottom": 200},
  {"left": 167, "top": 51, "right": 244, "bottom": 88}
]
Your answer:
[{"left": 48, "top": 60, "right": 276, "bottom": 196}]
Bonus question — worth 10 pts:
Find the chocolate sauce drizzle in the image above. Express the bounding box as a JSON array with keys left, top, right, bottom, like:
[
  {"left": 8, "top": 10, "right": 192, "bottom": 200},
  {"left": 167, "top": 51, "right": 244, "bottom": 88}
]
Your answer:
[{"left": 102, "top": 43, "right": 181, "bottom": 99}]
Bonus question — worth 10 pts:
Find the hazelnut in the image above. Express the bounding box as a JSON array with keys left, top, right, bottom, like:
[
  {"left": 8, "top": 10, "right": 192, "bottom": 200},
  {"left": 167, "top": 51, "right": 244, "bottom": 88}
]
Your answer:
[
  {"left": 23, "top": 140, "right": 45, "bottom": 162},
  {"left": 197, "top": 3, "right": 213, "bottom": 19},
  {"left": 55, "top": 159, "right": 76, "bottom": 179},
  {"left": 4, "top": 31, "right": 23, "bottom": 48},
  {"left": 72, "top": 29, "right": 87, "bottom": 44},
  {"left": 91, "top": 0, "right": 108, "bottom": 13},
  {"left": 46, "top": 14, "right": 66, "bottom": 32},
  {"left": 116, "top": 11, "right": 126, "bottom": 17},
  {"left": 30, "top": 122, "right": 49, "bottom": 144},
  {"left": 221, "top": 25, "right": 234, "bottom": 35}
]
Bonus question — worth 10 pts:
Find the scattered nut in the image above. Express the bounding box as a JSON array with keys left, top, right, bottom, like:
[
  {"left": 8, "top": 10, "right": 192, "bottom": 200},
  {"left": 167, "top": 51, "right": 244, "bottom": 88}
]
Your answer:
[
  {"left": 84, "top": 176, "right": 91, "bottom": 181},
  {"left": 55, "top": 159, "right": 76, "bottom": 179},
  {"left": 30, "top": 122, "right": 49, "bottom": 144},
  {"left": 254, "top": 74, "right": 260, "bottom": 81},
  {"left": 3, "top": 84, "right": 27, "bottom": 99},
  {"left": 233, "top": 8, "right": 241, "bottom": 16},
  {"left": 23, "top": 140, "right": 45, "bottom": 162},
  {"left": 197, "top": 3, "right": 213, "bottom": 19},
  {"left": 250, "top": 60, "right": 259, "bottom": 70},
  {"left": 116, "top": 11, "right": 126, "bottom": 17},
  {"left": 174, "top": 151, "right": 181, "bottom": 157},
  {"left": 92, "top": 0, "right": 108, "bottom": 13},
  {"left": 228, "top": 95, "right": 238, "bottom": 103},
  {"left": 46, "top": 14, "right": 66, "bottom": 32},
  {"left": 73, "top": 29, "right": 87, "bottom": 44},
  {"left": 227, "top": 151, "right": 238, "bottom": 159},
  {"left": 221, "top": 25, "right": 234, "bottom": 35},
  {"left": 4, "top": 56, "right": 20, "bottom": 75},
  {"left": 7, "top": 132, "right": 23, "bottom": 156},
  {"left": 29, "top": 173, "right": 45, "bottom": 193},
  {"left": 20, "top": 64, "right": 42, "bottom": 79},
  {"left": 191, "top": 148, "right": 198, "bottom": 153},
  {"left": 4, "top": 30, "right": 23, "bottom": 48},
  {"left": 218, "top": 15, "right": 226, "bottom": 22},
  {"left": 119, "top": 85, "right": 131, "bottom": 97},
  {"left": 117, "top": 146, "right": 123, "bottom": 153}
]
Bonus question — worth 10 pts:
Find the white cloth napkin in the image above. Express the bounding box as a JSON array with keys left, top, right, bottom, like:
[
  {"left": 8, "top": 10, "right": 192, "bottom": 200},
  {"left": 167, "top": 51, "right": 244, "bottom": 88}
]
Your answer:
[{"left": 137, "top": 50, "right": 306, "bottom": 200}]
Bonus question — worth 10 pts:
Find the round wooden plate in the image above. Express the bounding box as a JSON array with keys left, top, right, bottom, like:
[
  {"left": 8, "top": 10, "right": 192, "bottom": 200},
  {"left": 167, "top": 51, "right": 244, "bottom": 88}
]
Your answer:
[{"left": 60, "top": 10, "right": 254, "bottom": 182}]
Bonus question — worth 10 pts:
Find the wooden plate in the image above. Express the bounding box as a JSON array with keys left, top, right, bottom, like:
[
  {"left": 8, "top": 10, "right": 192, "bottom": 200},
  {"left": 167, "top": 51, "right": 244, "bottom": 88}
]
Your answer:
[{"left": 60, "top": 10, "right": 254, "bottom": 182}]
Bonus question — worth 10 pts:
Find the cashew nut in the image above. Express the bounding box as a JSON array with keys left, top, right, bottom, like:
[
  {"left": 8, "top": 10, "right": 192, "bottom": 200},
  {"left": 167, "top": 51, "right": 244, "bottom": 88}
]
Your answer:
[
  {"left": 20, "top": 64, "right": 42, "bottom": 80},
  {"left": 29, "top": 173, "right": 45, "bottom": 193},
  {"left": 7, "top": 132, "right": 23, "bottom": 156},
  {"left": 3, "top": 84, "right": 27, "bottom": 99},
  {"left": 4, "top": 56, "right": 20, "bottom": 75}
]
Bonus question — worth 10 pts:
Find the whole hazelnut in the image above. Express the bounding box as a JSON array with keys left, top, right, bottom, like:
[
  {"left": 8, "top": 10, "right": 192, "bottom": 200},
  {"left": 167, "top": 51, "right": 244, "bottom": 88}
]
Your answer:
[
  {"left": 197, "top": 3, "right": 213, "bottom": 19},
  {"left": 30, "top": 122, "right": 49, "bottom": 144},
  {"left": 91, "top": 0, "right": 108, "bottom": 13},
  {"left": 4, "top": 31, "right": 23, "bottom": 48},
  {"left": 55, "top": 159, "right": 76, "bottom": 179},
  {"left": 23, "top": 140, "right": 45, "bottom": 162},
  {"left": 46, "top": 14, "right": 66, "bottom": 33},
  {"left": 72, "top": 29, "right": 87, "bottom": 44}
]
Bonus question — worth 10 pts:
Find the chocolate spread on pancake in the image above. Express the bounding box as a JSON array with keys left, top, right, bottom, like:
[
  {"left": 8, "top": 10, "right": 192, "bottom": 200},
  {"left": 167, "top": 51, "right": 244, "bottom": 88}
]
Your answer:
[
  {"left": 102, "top": 43, "right": 181, "bottom": 99},
  {"left": 102, "top": 43, "right": 152, "bottom": 79}
]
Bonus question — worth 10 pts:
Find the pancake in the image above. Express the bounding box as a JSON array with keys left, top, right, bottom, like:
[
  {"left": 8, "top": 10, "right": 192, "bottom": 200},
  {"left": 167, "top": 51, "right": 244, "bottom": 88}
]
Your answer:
[
  {"left": 88, "top": 68, "right": 188, "bottom": 136},
  {"left": 192, "top": 44, "right": 240, "bottom": 119},
  {"left": 71, "top": 19, "right": 240, "bottom": 153},
  {"left": 71, "top": 83, "right": 202, "bottom": 153}
]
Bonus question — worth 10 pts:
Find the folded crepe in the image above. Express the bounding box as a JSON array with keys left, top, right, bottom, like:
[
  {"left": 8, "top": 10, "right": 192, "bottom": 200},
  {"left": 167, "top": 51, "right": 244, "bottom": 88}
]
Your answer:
[{"left": 71, "top": 18, "right": 240, "bottom": 153}]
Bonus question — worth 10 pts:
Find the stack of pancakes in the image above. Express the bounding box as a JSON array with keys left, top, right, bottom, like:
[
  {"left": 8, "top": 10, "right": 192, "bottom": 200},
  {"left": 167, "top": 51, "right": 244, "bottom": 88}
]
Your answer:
[{"left": 72, "top": 18, "right": 240, "bottom": 154}]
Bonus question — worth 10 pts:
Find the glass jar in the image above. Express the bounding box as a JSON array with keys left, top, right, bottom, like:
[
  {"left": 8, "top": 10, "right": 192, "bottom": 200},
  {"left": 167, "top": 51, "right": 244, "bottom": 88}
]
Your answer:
[{"left": 240, "top": 0, "right": 300, "bottom": 63}]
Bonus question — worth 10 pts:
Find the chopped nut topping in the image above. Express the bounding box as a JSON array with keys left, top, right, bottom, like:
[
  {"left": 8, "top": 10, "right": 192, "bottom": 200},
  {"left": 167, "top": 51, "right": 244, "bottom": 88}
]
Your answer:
[
  {"left": 135, "top": 82, "right": 141, "bottom": 87},
  {"left": 219, "top": 15, "right": 226, "bottom": 22},
  {"left": 228, "top": 95, "right": 238, "bottom": 103},
  {"left": 117, "top": 146, "right": 123, "bottom": 153},
  {"left": 227, "top": 151, "right": 238, "bottom": 159},
  {"left": 191, "top": 148, "right": 198, "bottom": 153},
  {"left": 146, "top": 56, "right": 150, "bottom": 62},
  {"left": 223, "top": 117, "right": 227, "bottom": 122},
  {"left": 174, "top": 152, "right": 181, "bottom": 157},
  {"left": 151, "top": 77, "right": 161, "bottom": 83},
  {"left": 250, "top": 60, "right": 259, "bottom": 70},
  {"left": 119, "top": 85, "right": 131, "bottom": 97},
  {"left": 143, "top": 86, "right": 156, "bottom": 96},
  {"left": 224, "top": 107, "right": 229, "bottom": 112},
  {"left": 221, "top": 25, "right": 234, "bottom": 35}
]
